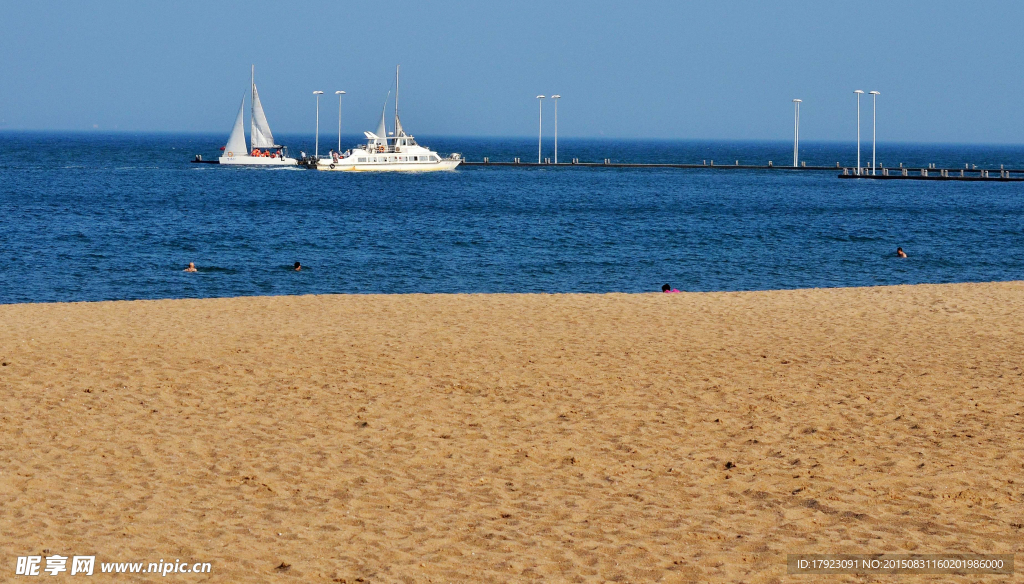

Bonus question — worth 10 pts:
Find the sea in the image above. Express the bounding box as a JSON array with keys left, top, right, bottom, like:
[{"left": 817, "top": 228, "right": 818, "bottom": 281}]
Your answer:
[{"left": 1, "top": 132, "right": 1022, "bottom": 304}]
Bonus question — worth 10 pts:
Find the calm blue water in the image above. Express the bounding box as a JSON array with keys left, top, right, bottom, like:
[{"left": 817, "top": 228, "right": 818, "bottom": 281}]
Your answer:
[{"left": 1, "top": 132, "right": 1022, "bottom": 304}]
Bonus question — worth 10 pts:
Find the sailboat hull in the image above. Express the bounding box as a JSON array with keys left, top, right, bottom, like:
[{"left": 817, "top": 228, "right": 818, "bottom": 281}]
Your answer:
[{"left": 219, "top": 155, "right": 298, "bottom": 166}]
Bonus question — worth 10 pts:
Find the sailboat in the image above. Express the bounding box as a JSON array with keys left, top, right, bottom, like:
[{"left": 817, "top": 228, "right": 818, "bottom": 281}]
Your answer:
[
  {"left": 219, "top": 66, "right": 298, "bottom": 166},
  {"left": 317, "top": 66, "right": 461, "bottom": 172}
]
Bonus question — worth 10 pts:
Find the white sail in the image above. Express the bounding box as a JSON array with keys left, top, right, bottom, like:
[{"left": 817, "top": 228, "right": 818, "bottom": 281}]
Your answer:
[
  {"left": 374, "top": 113, "right": 387, "bottom": 142},
  {"left": 374, "top": 91, "right": 390, "bottom": 145},
  {"left": 223, "top": 97, "right": 247, "bottom": 156},
  {"left": 250, "top": 83, "right": 276, "bottom": 149}
]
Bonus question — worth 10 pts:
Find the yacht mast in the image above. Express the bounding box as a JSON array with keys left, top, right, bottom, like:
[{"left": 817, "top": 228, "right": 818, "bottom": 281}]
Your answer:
[{"left": 394, "top": 65, "right": 400, "bottom": 139}]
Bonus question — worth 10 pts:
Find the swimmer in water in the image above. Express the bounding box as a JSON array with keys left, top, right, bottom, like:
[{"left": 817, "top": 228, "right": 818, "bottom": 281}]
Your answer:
[
  {"left": 184, "top": 262, "right": 197, "bottom": 272},
  {"left": 294, "top": 262, "right": 302, "bottom": 271},
  {"left": 662, "top": 283, "right": 681, "bottom": 293},
  {"left": 896, "top": 247, "right": 907, "bottom": 258}
]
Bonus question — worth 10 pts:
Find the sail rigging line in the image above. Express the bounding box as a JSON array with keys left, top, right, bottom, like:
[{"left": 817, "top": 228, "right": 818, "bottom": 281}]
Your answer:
[{"left": 378, "top": 73, "right": 396, "bottom": 138}]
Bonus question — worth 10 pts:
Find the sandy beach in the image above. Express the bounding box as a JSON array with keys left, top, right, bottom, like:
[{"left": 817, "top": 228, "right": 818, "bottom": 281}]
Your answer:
[{"left": 1, "top": 282, "right": 1022, "bottom": 582}]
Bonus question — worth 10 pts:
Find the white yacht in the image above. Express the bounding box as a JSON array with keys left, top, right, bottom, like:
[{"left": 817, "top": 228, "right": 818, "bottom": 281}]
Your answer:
[
  {"left": 219, "top": 66, "right": 297, "bottom": 166},
  {"left": 317, "top": 67, "right": 461, "bottom": 172}
]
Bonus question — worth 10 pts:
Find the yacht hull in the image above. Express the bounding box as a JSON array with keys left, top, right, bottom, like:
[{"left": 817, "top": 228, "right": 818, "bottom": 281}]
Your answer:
[{"left": 316, "top": 160, "right": 461, "bottom": 172}]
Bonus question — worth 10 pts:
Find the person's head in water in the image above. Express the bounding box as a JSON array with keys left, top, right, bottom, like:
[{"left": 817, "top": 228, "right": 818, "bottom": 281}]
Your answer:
[
  {"left": 184, "top": 262, "right": 197, "bottom": 272},
  {"left": 294, "top": 261, "right": 301, "bottom": 271},
  {"left": 896, "top": 247, "right": 907, "bottom": 258},
  {"left": 662, "top": 284, "right": 671, "bottom": 292}
]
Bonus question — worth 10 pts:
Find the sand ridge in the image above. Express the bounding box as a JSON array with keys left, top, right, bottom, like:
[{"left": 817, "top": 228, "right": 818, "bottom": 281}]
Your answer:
[{"left": 1, "top": 283, "right": 1023, "bottom": 582}]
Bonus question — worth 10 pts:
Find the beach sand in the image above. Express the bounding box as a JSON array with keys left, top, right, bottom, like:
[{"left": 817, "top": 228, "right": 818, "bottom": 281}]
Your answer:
[{"left": 1, "top": 283, "right": 1022, "bottom": 582}]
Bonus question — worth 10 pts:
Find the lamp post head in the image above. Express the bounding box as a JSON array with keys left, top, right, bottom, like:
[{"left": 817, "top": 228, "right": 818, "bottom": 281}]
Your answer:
[
  {"left": 869, "top": 91, "right": 880, "bottom": 95},
  {"left": 793, "top": 99, "right": 802, "bottom": 103},
  {"left": 854, "top": 90, "right": 864, "bottom": 94},
  {"left": 536, "top": 95, "right": 545, "bottom": 99},
  {"left": 336, "top": 90, "right": 346, "bottom": 95},
  {"left": 551, "top": 94, "right": 561, "bottom": 99},
  {"left": 313, "top": 91, "right": 324, "bottom": 95}
]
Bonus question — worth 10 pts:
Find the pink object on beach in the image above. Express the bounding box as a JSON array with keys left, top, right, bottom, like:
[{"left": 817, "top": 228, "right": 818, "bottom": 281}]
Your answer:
[{"left": 664, "top": 289, "right": 681, "bottom": 293}]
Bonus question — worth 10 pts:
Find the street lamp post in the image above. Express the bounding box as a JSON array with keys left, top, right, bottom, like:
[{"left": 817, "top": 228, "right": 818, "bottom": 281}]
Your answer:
[
  {"left": 335, "top": 91, "right": 346, "bottom": 154},
  {"left": 551, "top": 95, "right": 561, "bottom": 164},
  {"left": 854, "top": 90, "right": 864, "bottom": 175},
  {"left": 313, "top": 91, "right": 324, "bottom": 159},
  {"left": 792, "top": 99, "right": 801, "bottom": 168},
  {"left": 536, "top": 95, "right": 545, "bottom": 164},
  {"left": 869, "top": 91, "right": 880, "bottom": 175}
]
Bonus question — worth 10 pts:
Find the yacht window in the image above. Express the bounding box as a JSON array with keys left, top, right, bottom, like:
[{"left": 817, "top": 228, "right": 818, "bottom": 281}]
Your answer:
[{"left": 358, "top": 157, "right": 366, "bottom": 162}]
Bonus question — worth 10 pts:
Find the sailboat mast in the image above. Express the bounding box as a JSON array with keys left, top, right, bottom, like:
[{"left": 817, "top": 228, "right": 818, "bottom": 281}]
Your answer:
[{"left": 250, "top": 65, "right": 255, "bottom": 153}]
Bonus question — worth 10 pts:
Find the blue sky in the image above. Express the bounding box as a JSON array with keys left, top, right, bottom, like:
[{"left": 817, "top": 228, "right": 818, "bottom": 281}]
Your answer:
[{"left": 0, "top": 1, "right": 1021, "bottom": 142}]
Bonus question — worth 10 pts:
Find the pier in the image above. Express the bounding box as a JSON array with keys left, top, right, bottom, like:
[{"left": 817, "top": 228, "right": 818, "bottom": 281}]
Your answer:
[
  {"left": 190, "top": 154, "right": 1024, "bottom": 181},
  {"left": 460, "top": 159, "right": 1024, "bottom": 181},
  {"left": 461, "top": 159, "right": 840, "bottom": 170},
  {"left": 838, "top": 166, "right": 1024, "bottom": 181}
]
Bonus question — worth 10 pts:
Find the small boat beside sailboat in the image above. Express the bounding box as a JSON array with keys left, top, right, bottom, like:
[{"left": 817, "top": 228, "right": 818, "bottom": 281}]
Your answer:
[{"left": 216, "top": 66, "right": 297, "bottom": 166}]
